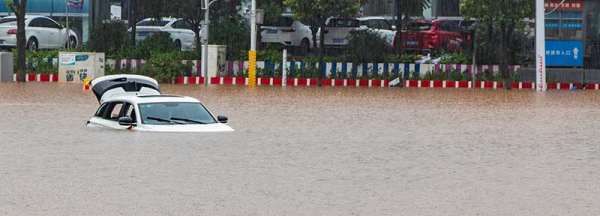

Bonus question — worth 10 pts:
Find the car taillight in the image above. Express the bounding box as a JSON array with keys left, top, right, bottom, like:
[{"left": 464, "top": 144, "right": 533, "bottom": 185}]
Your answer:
[{"left": 7, "top": 29, "right": 16, "bottom": 35}]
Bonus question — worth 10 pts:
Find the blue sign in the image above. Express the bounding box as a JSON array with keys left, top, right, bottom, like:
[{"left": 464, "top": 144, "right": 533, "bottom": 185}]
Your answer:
[
  {"left": 0, "top": 0, "right": 89, "bottom": 15},
  {"left": 545, "top": 22, "right": 583, "bottom": 29},
  {"left": 546, "top": 40, "right": 584, "bottom": 67}
]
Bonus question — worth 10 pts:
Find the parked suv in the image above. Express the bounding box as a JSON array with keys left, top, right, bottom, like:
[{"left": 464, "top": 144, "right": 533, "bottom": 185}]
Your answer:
[
  {"left": 317, "top": 17, "right": 360, "bottom": 48},
  {"left": 397, "top": 18, "right": 475, "bottom": 53},
  {"left": 260, "top": 15, "right": 313, "bottom": 54}
]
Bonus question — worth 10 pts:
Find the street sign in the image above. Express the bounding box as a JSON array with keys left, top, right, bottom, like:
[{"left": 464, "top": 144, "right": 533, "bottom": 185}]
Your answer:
[{"left": 545, "top": 40, "right": 583, "bottom": 67}]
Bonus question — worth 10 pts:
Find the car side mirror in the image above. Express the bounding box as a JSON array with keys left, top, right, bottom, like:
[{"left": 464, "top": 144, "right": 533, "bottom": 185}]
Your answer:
[
  {"left": 217, "top": 115, "right": 228, "bottom": 123},
  {"left": 118, "top": 116, "right": 135, "bottom": 126}
]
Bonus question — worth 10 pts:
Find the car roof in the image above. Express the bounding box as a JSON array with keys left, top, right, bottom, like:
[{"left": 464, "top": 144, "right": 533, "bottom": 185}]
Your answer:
[
  {"left": 105, "top": 94, "right": 201, "bottom": 104},
  {"left": 3, "top": 15, "right": 48, "bottom": 20},
  {"left": 140, "top": 17, "right": 180, "bottom": 22},
  {"left": 357, "top": 16, "right": 388, "bottom": 21}
]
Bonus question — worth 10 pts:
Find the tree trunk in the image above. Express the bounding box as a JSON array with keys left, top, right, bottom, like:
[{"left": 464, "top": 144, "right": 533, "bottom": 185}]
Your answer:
[
  {"left": 193, "top": 24, "right": 201, "bottom": 57},
  {"left": 394, "top": 0, "right": 402, "bottom": 54},
  {"left": 499, "top": 22, "right": 511, "bottom": 90},
  {"left": 129, "top": 0, "right": 137, "bottom": 47},
  {"left": 15, "top": 1, "right": 27, "bottom": 82}
]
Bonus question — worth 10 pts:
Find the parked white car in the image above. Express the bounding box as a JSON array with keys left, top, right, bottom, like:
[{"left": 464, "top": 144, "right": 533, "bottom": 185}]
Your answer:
[
  {"left": 316, "top": 17, "right": 360, "bottom": 48},
  {"left": 87, "top": 75, "right": 233, "bottom": 133},
  {"left": 0, "top": 15, "right": 79, "bottom": 51},
  {"left": 260, "top": 15, "right": 313, "bottom": 53},
  {"left": 132, "top": 18, "right": 198, "bottom": 51},
  {"left": 357, "top": 16, "right": 397, "bottom": 47}
]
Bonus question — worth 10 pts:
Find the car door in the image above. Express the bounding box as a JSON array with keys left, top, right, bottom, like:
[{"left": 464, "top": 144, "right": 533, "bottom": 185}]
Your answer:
[
  {"left": 44, "top": 18, "right": 66, "bottom": 48},
  {"left": 323, "top": 18, "right": 359, "bottom": 46},
  {"left": 27, "top": 18, "right": 52, "bottom": 48},
  {"left": 89, "top": 101, "right": 128, "bottom": 130},
  {"left": 171, "top": 20, "right": 196, "bottom": 50}
]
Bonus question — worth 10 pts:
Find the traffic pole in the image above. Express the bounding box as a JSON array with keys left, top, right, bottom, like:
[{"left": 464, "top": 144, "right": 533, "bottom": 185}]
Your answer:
[
  {"left": 535, "top": 0, "right": 546, "bottom": 92},
  {"left": 248, "top": 0, "right": 257, "bottom": 88},
  {"left": 282, "top": 48, "right": 287, "bottom": 87}
]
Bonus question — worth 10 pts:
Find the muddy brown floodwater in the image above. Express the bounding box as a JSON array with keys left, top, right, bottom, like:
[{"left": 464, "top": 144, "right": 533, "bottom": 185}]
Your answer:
[{"left": 1, "top": 83, "right": 600, "bottom": 215}]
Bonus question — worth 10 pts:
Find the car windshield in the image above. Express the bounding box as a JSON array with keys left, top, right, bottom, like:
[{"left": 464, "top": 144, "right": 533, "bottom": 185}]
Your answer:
[
  {"left": 139, "top": 102, "right": 216, "bottom": 125},
  {"left": 137, "top": 20, "right": 170, "bottom": 27},
  {"left": 407, "top": 22, "right": 432, "bottom": 31},
  {"left": 0, "top": 18, "right": 17, "bottom": 26}
]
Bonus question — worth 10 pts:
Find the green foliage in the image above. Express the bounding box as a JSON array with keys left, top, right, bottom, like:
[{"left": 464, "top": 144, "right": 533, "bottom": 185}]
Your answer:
[
  {"left": 112, "top": 32, "right": 178, "bottom": 59},
  {"left": 384, "top": 54, "right": 421, "bottom": 63},
  {"left": 23, "top": 50, "right": 58, "bottom": 73},
  {"left": 439, "top": 52, "right": 470, "bottom": 64},
  {"left": 89, "top": 20, "right": 128, "bottom": 55},
  {"left": 345, "top": 30, "right": 389, "bottom": 63},
  {"left": 258, "top": 48, "right": 282, "bottom": 63},
  {"left": 258, "top": 0, "right": 284, "bottom": 25},
  {"left": 142, "top": 52, "right": 191, "bottom": 83},
  {"left": 209, "top": 15, "right": 250, "bottom": 60}
]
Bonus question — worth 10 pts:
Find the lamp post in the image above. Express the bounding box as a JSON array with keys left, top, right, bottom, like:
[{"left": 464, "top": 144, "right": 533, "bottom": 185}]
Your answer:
[
  {"left": 248, "top": 0, "right": 257, "bottom": 88},
  {"left": 201, "top": 0, "right": 220, "bottom": 87},
  {"left": 535, "top": 0, "right": 546, "bottom": 92}
]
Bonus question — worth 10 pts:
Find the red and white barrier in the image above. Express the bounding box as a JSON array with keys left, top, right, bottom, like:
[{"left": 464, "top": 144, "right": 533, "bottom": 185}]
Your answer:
[
  {"left": 172, "top": 76, "right": 600, "bottom": 91},
  {"left": 12, "top": 73, "right": 59, "bottom": 82}
]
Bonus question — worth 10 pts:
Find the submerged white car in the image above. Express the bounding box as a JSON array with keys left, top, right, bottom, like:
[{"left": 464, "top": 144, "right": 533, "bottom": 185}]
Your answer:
[{"left": 87, "top": 75, "right": 233, "bottom": 133}]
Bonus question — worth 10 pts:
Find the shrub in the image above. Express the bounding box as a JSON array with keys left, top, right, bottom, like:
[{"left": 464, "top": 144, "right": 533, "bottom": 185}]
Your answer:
[
  {"left": 346, "top": 29, "right": 389, "bottom": 64},
  {"left": 439, "top": 52, "right": 470, "bottom": 64},
  {"left": 89, "top": 20, "right": 128, "bottom": 55},
  {"left": 142, "top": 52, "right": 191, "bottom": 83}
]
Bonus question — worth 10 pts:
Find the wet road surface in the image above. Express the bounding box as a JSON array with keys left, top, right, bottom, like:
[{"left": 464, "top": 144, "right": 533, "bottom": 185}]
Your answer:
[{"left": 1, "top": 83, "right": 600, "bottom": 215}]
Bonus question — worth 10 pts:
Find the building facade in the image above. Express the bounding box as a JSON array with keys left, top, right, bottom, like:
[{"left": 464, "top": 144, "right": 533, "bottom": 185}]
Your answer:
[{"left": 361, "top": 0, "right": 460, "bottom": 18}]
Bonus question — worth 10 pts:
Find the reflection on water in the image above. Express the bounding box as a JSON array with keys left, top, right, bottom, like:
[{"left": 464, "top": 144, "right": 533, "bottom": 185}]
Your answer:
[{"left": 1, "top": 83, "right": 600, "bottom": 215}]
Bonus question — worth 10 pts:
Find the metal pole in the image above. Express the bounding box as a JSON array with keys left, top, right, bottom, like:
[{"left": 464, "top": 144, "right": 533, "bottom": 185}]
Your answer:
[
  {"left": 471, "top": 27, "right": 477, "bottom": 88},
  {"left": 248, "top": 0, "right": 257, "bottom": 88},
  {"left": 66, "top": 0, "right": 69, "bottom": 49},
  {"left": 535, "top": 0, "right": 546, "bottom": 92},
  {"left": 202, "top": 0, "right": 210, "bottom": 87},
  {"left": 282, "top": 48, "right": 287, "bottom": 87}
]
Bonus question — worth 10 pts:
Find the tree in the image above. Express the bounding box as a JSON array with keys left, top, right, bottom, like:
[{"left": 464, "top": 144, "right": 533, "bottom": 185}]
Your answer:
[
  {"left": 126, "top": 0, "right": 173, "bottom": 47},
  {"left": 6, "top": 0, "right": 27, "bottom": 82},
  {"left": 284, "top": 0, "right": 360, "bottom": 82},
  {"left": 170, "top": 0, "right": 204, "bottom": 56},
  {"left": 461, "top": 0, "right": 534, "bottom": 89},
  {"left": 393, "top": 0, "right": 430, "bottom": 53}
]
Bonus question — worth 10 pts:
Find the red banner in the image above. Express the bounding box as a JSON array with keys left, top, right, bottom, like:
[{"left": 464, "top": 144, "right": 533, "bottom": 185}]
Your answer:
[{"left": 545, "top": 0, "right": 584, "bottom": 11}]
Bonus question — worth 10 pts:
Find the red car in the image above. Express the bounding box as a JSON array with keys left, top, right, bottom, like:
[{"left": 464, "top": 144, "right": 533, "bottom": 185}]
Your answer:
[{"left": 395, "top": 18, "right": 474, "bottom": 53}]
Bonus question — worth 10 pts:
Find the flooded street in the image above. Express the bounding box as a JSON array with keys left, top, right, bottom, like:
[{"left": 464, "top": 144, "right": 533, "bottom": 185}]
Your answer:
[{"left": 1, "top": 83, "right": 600, "bottom": 215}]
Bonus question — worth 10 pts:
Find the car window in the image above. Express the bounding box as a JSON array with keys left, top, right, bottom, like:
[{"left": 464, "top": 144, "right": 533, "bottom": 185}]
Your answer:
[
  {"left": 0, "top": 18, "right": 17, "bottom": 27},
  {"left": 123, "top": 103, "right": 137, "bottom": 122},
  {"left": 43, "top": 18, "right": 61, "bottom": 29},
  {"left": 137, "top": 20, "right": 170, "bottom": 27},
  {"left": 172, "top": 20, "right": 192, "bottom": 30},
  {"left": 29, "top": 18, "right": 61, "bottom": 29},
  {"left": 106, "top": 102, "right": 124, "bottom": 120},
  {"left": 95, "top": 103, "right": 108, "bottom": 117},
  {"left": 265, "top": 17, "right": 294, "bottom": 27},
  {"left": 139, "top": 102, "right": 216, "bottom": 125},
  {"left": 328, "top": 19, "right": 359, "bottom": 28},
  {"left": 29, "top": 18, "right": 44, "bottom": 27}
]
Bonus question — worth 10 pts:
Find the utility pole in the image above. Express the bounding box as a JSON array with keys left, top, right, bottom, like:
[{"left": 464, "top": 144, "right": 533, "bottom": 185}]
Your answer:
[
  {"left": 248, "top": 0, "right": 257, "bottom": 88},
  {"left": 535, "top": 0, "right": 546, "bottom": 92},
  {"left": 201, "top": 0, "right": 221, "bottom": 87}
]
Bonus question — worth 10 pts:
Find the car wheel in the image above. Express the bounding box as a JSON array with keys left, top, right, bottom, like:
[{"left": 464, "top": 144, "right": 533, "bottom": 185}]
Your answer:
[
  {"left": 27, "top": 38, "right": 38, "bottom": 52},
  {"left": 300, "top": 39, "right": 310, "bottom": 55},
  {"left": 174, "top": 40, "right": 182, "bottom": 51},
  {"left": 67, "top": 36, "right": 77, "bottom": 49}
]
